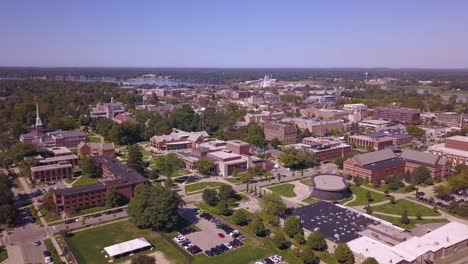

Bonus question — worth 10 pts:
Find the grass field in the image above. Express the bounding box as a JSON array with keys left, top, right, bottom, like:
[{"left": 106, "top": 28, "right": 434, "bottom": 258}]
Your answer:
[
  {"left": 343, "top": 185, "right": 389, "bottom": 206},
  {"left": 72, "top": 175, "right": 99, "bottom": 187},
  {"left": 302, "top": 194, "right": 320, "bottom": 204},
  {"left": 41, "top": 209, "right": 62, "bottom": 223},
  {"left": 87, "top": 136, "right": 101, "bottom": 143},
  {"left": 44, "top": 239, "right": 65, "bottom": 264},
  {"left": 373, "top": 214, "right": 448, "bottom": 230},
  {"left": 300, "top": 177, "right": 312, "bottom": 186},
  {"left": 184, "top": 182, "right": 228, "bottom": 193},
  {"left": 67, "top": 220, "right": 185, "bottom": 264},
  {"left": 267, "top": 184, "right": 296, "bottom": 197},
  {"left": 224, "top": 177, "right": 242, "bottom": 184},
  {"left": 0, "top": 248, "right": 7, "bottom": 262},
  {"left": 372, "top": 199, "right": 441, "bottom": 216}
]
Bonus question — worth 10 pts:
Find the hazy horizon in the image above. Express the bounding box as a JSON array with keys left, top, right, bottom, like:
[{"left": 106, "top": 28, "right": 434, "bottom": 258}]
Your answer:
[{"left": 2, "top": 0, "right": 468, "bottom": 68}]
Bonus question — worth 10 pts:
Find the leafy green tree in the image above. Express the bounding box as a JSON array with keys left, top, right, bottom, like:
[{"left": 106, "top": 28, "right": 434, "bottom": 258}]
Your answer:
[
  {"left": 411, "top": 166, "right": 432, "bottom": 185},
  {"left": 164, "top": 177, "right": 173, "bottom": 189},
  {"left": 284, "top": 216, "right": 303, "bottom": 238},
  {"left": 218, "top": 185, "right": 236, "bottom": 201},
  {"left": 231, "top": 209, "right": 249, "bottom": 225},
  {"left": 150, "top": 170, "right": 160, "bottom": 181},
  {"left": 270, "top": 137, "right": 281, "bottom": 149},
  {"left": 193, "top": 159, "right": 217, "bottom": 177},
  {"left": 300, "top": 246, "right": 317, "bottom": 264},
  {"left": 247, "top": 123, "right": 266, "bottom": 148},
  {"left": 362, "top": 257, "right": 378, "bottom": 264},
  {"left": 216, "top": 200, "right": 230, "bottom": 216},
  {"left": 0, "top": 204, "right": 16, "bottom": 226},
  {"left": 306, "top": 231, "right": 327, "bottom": 251},
  {"left": 239, "top": 171, "right": 254, "bottom": 183},
  {"left": 249, "top": 217, "right": 266, "bottom": 236},
  {"left": 334, "top": 243, "right": 355, "bottom": 264},
  {"left": 400, "top": 210, "right": 410, "bottom": 225},
  {"left": 272, "top": 232, "right": 287, "bottom": 249},
  {"left": 42, "top": 191, "right": 55, "bottom": 211},
  {"left": 294, "top": 232, "right": 306, "bottom": 245},
  {"left": 279, "top": 148, "right": 317, "bottom": 170},
  {"left": 406, "top": 125, "right": 426, "bottom": 137},
  {"left": 260, "top": 193, "right": 286, "bottom": 223},
  {"left": 81, "top": 156, "right": 101, "bottom": 178},
  {"left": 366, "top": 191, "right": 373, "bottom": 202},
  {"left": 128, "top": 184, "right": 183, "bottom": 231},
  {"left": 365, "top": 205, "right": 373, "bottom": 215},
  {"left": 106, "top": 187, "right": 126, "bottom": 208},
  {"left": 153, "top": 153, "right": 183, "bottom": 177},
  {"left": 131, "top": 255, "right": 155, "bottom": 264},
  {"left": 127, "top": 144, "right": 146, "bottom": 175},
  {"left": 202, "top": 188, "right": 219, "bottom": 206},
  {"left": 354, "top": 176, "right": 363, "bottom": 186}
]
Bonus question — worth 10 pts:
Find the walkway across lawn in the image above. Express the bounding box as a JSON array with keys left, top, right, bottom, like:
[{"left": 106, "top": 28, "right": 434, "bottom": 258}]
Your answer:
[
  {"left": 267, "top": 183, "right": 296, "bottom": 197},
  {"left": 371, "top": 199, "right": 441, "bottom": 216},
  {"left": 72, "top": 175, "right": 98, "bottom": 187},
  {"left": 66, "top": 220, "right": 185, "bottom": 264},
  {"left": 184, "top": 182, "right": 228, "bottom": 193},
  {"left": 341, "top": 185, "right": 389, "bottom": 206}
]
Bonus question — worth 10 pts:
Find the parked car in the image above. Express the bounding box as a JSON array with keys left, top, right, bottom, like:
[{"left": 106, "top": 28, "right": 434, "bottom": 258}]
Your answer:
[
  {"left": 42, "top": 251, "right": 51, "bottom": 257},
  {"left": 217, "top": 233, "right": 225, "bottom": 238},
  {"left": 34, "top": 240, "right": 41, "bottom": 246}
]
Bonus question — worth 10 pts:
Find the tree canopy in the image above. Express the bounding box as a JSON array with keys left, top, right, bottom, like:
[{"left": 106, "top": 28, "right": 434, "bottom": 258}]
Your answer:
[
  {"left": 279, "top": 148, "right": 317, "bottom": 170},
  {"left": 128, "top": 184, "right": 183, "bottom": 231}
]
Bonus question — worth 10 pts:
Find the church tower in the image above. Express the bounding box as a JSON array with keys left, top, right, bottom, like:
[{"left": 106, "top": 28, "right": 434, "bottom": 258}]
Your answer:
[{"left": 35, "top": 103, "right": 43, "bottom": 134}]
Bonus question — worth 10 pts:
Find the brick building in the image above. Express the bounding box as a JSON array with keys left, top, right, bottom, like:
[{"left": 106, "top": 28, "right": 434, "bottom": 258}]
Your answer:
[
  {"left": 150, "top": 129, "right": 209, "bottom": 151},
  {"left": 52, "top": 156, "right": 148, "bottom": 215},
  {"left": 348, "top": 131, "right": 413, "bottom": 151},
  {"left": 291, "top": 118, "right": 343, "bottom": 136},
  {"left": 31, "top": 162, "right": 73, "bottom": 183},
  {"left": 78, "top": 142, "right": 115, "bottom": 156},
  {"left": 301, "top": 137, "right": 351, "bottom": 162},
  {"left": 374, "top": 106, "right": 421, "bottom": 124},
  {"left": 262, "top": 122, "right": 297, "bottom": 144},
  {"left": 429, "top": 135, "right": 468, "bottom": 165},
  {"left": 344, "top": 149, "right": 451, "bottom": 182}
]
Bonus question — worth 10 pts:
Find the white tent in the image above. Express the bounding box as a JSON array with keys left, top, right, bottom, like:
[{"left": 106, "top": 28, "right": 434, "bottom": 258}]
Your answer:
[{"left": 104, "top": 237, "right": 152, "bottom": 258}]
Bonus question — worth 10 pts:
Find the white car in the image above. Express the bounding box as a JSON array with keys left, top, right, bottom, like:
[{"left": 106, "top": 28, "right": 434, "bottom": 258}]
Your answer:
[
  {"left": 44, "top": 256, "right": 52, "bottom": 263},
  {"left": 229, "top": 230, "right": 240, "bottom": 236},
  {"left": 273, "top": 255, "right": 284, "bottom": 261},
  {"left": 224, "top": 243, "right": 233, "bottom": 250},
  {"left": 269, "top": 256, "right": 280, "bottom": 263},
  {"left": 183, "top": 243, "right": 193, "bottom": 249}
]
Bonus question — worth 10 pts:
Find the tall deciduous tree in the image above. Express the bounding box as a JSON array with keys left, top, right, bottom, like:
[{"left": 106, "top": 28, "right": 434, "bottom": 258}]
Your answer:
[
  {"left": 128, "top": 184, "right": 183, "bottom": 231},
  {"left": 284, "top": 216, "right": 303, "bottom": 238},
  {"left": 193, "top": 159, "right": 217, "bottom": 177},
  {"left": 81, "top": 156, "right": 101, "bottom": 178},
  {"left": 127, "top": 144, "right": 146, "bottom": 175},
  {"left": 306, "top": 231, "right": 327, "bottom": 251},
  {"left": 202, "top": 188, "right": 219, "bottom": 206},
  {"left": 334, "top": 243, "right": 355, "bottom": 264}
]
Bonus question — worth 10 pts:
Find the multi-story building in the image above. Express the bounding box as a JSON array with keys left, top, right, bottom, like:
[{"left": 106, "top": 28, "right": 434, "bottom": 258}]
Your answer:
[
  {"left": 291, "top": 118, "right": 343, "bottom": 136},
  {"left": 52, "top": 156, "right": 148, "bottom": 215},
  {"left": 429, "top": 136, "right": 468, "bottom": 165},
  {"left": 302, "top": 107, "right": 348, "bottom": 120},
  {"left": 374, "top": 106, "right": 421, "bottom": 124},
  {"left": 348, "top": 131, "right": 413, "bottom": 151},
  {"left": 344, "top": 148, "right": 450, "bottom": 181},
  {"left": 77, "top": 142, "right": 115, "bottom": 156},
  {"left": 435, "top": 112, "right": 467, "bottom": 128},
  {"left": 244, "top": 112, "right": 269, "bottom": 124},
  {"left": 419, "top": 126, "right": 447, "bottom": 141},
  {"left": 358, "top": 119, "right": 391, "bottom": 131},
  {"left": 90, "top": 97, "right": 125, "bottom": 118},
  {"left": 150, "top": 129, "right": 209, "bottom": 151},
  {"left": 342, "top": 103, "right": 368, "bottom": 114},
  {"left": 344, "top": 149, "right": 406, "bottom": 181},
  {"left": 301, "top": 137, "right": 351, "bottom": 162},
  {"left": 31, "top": 162, "right": 73, "bottom": 183},
  {"left": 262, "top": 122, "right": 297, "bottom": 144},
  {"left": 401, "top": 149, "right": 450, "bottom": 179},
  {"left": 37, "top": 155, "right": 79, "bottom": 167},
  {"left": 20, "top": 104, "right": 86, "bottom": 148}
]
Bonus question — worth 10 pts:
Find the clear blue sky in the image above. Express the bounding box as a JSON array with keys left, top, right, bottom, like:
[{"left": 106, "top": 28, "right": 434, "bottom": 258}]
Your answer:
[{"left": 1, "top": 0, "right": 468, "bottom": 68}]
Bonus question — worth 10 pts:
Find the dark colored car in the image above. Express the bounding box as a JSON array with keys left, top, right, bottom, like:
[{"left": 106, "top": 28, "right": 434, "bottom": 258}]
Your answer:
[
  {"left": 42, "top": 251, "right": 51, "bottom": 257},
  {"left": 205, "top": 250, "right": 214, "bottom": 257}
]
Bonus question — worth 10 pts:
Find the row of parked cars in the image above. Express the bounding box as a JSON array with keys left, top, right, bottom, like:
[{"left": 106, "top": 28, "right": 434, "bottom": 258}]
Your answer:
[
  {"left": 417, "top": 191, "right": 467, "bottom": 208},
  {"left": 255, "top": 255, "right": 284, "bottom": 264},
  {"left": 173, "top": 234, "right": 202, "bottom": 255},
  {"left": 204, "top": 238, "right": 244, "bottom": 257},
  {"left": 200, "top": 212, "right": 243, "bottom": 239},
  {"left": 43, "top": 250, "right": 54, "bottom": 264}
]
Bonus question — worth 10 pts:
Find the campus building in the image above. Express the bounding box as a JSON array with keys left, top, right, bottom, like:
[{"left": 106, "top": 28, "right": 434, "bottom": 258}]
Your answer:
[
  {"left": 31, "top": 162, "right": 73, "bottom": 183},
  {"left": 348, "top": 130, "right": 413, "bottom": 151},
  {"left": 150, "top": 129, "right": 209, "bottom": 151},
  {"left": 77, "top": 142, "right": 115, "bottom": 156},
  {"left": 301, "top": 137, "right": 351, "bottom": 162},
  {"left": 90, "top": 97, "right": 125, "bottom": 118},
  {"left": 262, "top": 122, "right": 297, "bottom": 144},
  {"left": 52, "top": 156, "right": 148, "bottom": 215},
  {"left": 20, "top": 104, "right": 86, "bottom": 148},
  {"left": 344, "top": 149, "right": 450, "bottom": 181},
  {"left": 374, "top": 106, "right": 421, "bottom": 124},
  {"left": 291, "top": 118, "right": 343, "bottom": 136},
  {"left": 429, "top": 135, "right": 468, "bottom": 165}
]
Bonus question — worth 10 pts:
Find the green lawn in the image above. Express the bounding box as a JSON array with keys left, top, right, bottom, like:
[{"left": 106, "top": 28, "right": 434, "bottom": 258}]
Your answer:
[
  {"left": 344, "top": 186, "right": 389, "bottom": 206},
  {"left": 300, "top": 177, "right": 312, "bottom": 186},
  {"left": 67, "top": 220, "right": 185, "bottom": 264},
  {"left": 87, "top": 136, "right": 101, "bottom": 143},
  {"left": 365, "top": 183, "right": 412, "bottom": 194},
  {"left": 302, "top": 194, "right": 320, "bottom": 204},
  {"left": 372, "top": 214, "right": 448, "bottom": 230},
  {"left": 184, "top": 182, "right": 228, "bottom": 193},
  {"left": 41, "top": 209, "right": 62, "bottom": 223},
  {"left": 267, "top": 184, "right": 296, "bottom": 197},
  {"left": 224, "top": 177, "right": 242, "bottom": 184},
  {"left": 44, "top": 239, "right": 65, "bottom": 264},
  {"left": 72, "top": 175, "right": 99, "bottom": 187},
  {"left": 372, "top": 199, "right": 441, "bottom": 216},
  {"left": 72, "top": 205, "right": 109, "bottom": 217}
]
